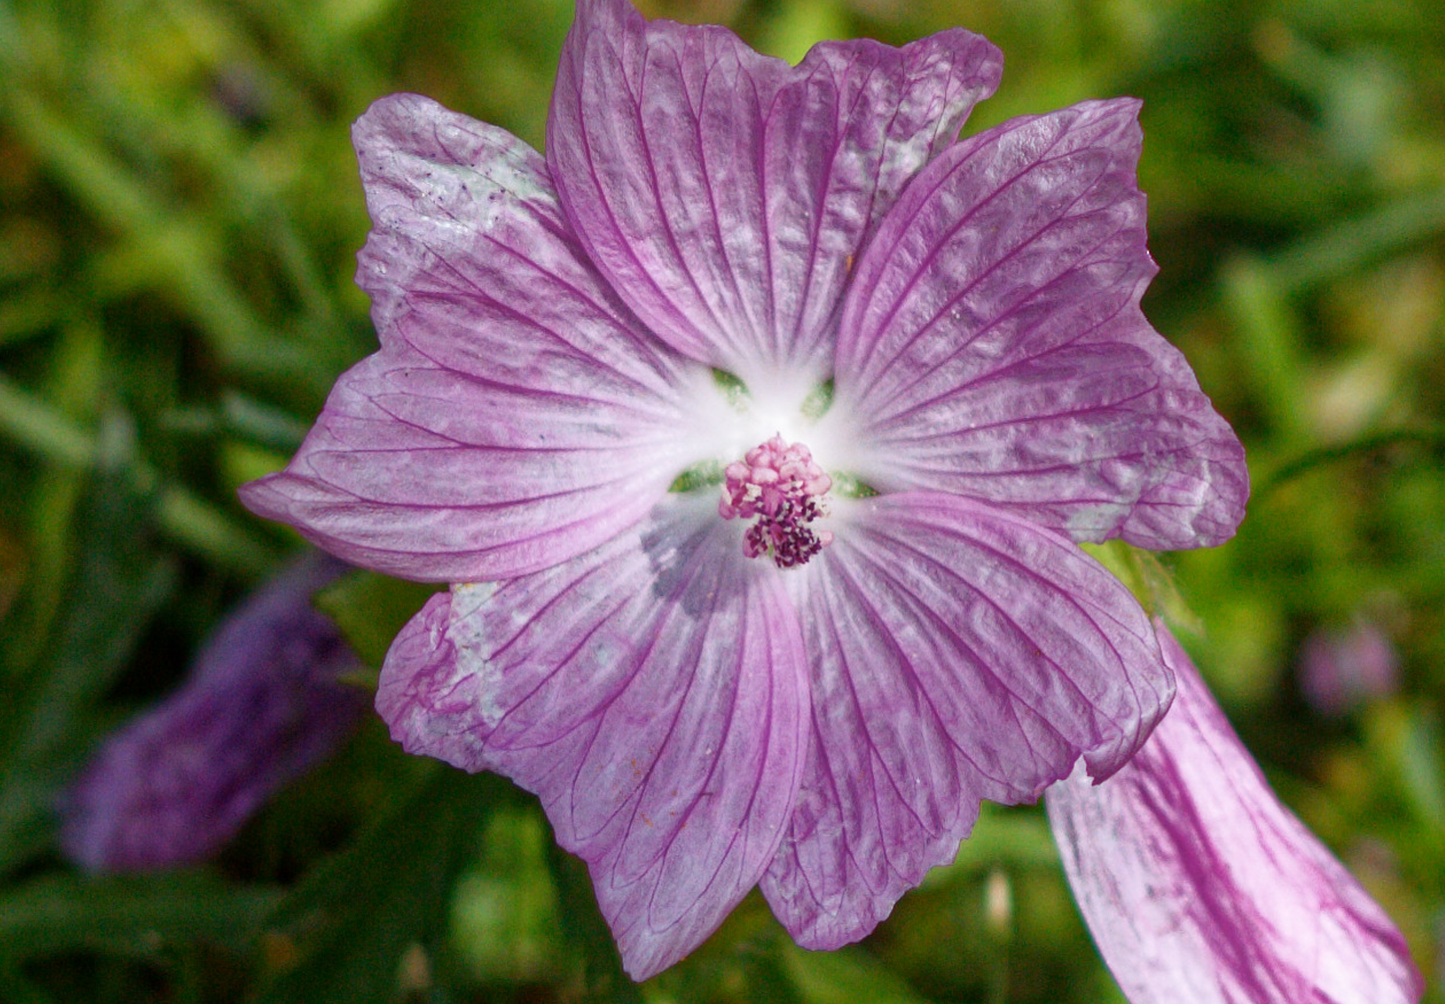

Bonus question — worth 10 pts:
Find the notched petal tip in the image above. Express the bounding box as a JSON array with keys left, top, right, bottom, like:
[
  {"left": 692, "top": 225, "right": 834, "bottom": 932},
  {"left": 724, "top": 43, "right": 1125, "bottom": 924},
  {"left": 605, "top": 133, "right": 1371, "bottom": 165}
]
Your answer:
[
  {"left": 351, "top": 90, "right": 443, "bottom": 150},
  {"left": 900, "top": 26, "right": 1004, "bottom": 93},
  {"left": 1123, "top": 432, "right": 1251, "bottom": 551},
  {"left": 837, "top": 94, "right": 1246, "bottom": 555},
  {"left": 237, "top": 466, "right": 455, "bottom": 585},
  {"left": 235, "top": 471, "right": 288, "bottom": 524},
  {"left": 548, "top": 0, "right": 1010, "bottom": 377}
]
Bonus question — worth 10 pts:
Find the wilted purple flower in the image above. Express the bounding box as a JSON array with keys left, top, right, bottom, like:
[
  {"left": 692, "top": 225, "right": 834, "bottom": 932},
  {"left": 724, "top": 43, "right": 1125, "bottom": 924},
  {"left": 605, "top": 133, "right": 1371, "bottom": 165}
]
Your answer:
[
  {"left": 1299, "top": 617, "right": 1399, "bottom": 717},
  {"left": 62, "top": 554, "right": 366, "bottom": 872},
  {"left": 1048, "top": 622, "right": 1423, "bottom": 1004},
  {"left": 239, "top": 0, "right": 1249, "bottom": 978}
]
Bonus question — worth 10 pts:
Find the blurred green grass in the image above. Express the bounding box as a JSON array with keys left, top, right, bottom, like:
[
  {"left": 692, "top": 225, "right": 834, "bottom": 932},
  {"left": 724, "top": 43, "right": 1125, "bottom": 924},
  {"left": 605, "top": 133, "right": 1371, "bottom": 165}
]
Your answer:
[{"left": 0, "top": 0, "right": 1442, "bottom": 1000}]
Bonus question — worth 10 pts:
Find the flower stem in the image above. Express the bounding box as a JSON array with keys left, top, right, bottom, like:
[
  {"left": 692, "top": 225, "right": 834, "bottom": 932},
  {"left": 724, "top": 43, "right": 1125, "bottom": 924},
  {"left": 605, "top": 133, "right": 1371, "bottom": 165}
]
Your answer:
[{"left": 1256, "top": 426, "right": 1445, "bottom": 497}]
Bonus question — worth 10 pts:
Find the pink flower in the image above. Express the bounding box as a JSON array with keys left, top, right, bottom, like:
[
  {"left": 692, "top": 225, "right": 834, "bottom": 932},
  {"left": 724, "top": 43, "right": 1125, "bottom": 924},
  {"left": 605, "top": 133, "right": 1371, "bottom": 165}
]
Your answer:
[
  {"left": 1299, "top": 617, "right": 1399, "bottom": 717},
  {"left": 240, "top": 0, "right": 1249, "bottom": 978},
  {"left": 1048, "top": 622, "right": 1422, "bottom": 1003},
  {"left": 61, "top": 554, "right": 365, "bottom": 872}
]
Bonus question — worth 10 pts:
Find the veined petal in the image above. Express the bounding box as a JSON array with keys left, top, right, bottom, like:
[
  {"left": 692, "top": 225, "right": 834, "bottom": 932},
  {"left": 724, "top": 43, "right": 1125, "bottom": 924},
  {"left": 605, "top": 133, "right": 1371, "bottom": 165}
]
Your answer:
[
  {"left": 835, "top": 99, "right": 1247, "bottom": 550},
  {"left": 1047, "top": 623, "right": 1423, "bottom": 1004},
  {"left": 760, "top": 491, "right": 1171, "bottom": 949},
  {"left": 239, "top": 342, "right": 688, "bottom": 581},
  {"left": 241, "top": 94, "right": 704, "bottom": 581},
  {"left": 376, "top": 498, "right": 810, "bottom": 979},
  {"left": 548, "top": 0, "right": 1001, "bottom": 381}
]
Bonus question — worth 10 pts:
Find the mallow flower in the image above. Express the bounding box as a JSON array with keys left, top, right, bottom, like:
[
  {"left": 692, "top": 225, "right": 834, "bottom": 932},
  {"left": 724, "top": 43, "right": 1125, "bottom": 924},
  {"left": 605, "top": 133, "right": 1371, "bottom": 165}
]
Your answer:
[
  {"left": 62, "top": 553, "right": 365, "bottom": 872},
  {"left": 239, "top": 0, "right": 1257, "bottom": 978},
  {"left": 1048, "top": 622, "right": 1423, "bottom": 1003},
  {"left": 1299, "top": 616, "right": 1399, "bottom": 717}
]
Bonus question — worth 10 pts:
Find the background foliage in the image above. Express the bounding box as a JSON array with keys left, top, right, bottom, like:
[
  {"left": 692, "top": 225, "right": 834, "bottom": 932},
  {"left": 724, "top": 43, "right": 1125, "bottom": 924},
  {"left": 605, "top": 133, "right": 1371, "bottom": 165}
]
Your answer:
[{"left": 1, "top": 0, "right": 1443, "bottom": 1000}]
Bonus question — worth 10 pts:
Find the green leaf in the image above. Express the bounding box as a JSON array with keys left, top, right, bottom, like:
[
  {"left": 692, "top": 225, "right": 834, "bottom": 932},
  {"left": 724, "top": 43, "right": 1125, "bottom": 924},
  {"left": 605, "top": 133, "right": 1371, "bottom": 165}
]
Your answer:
[
  {"left": 783, "top": 943, "right": 935, "bottom": 1004},
  {"left": 1080, "top": 540, "right": 1201, "bottom": 634},
  {"left": 451, "top": 805, "right": 564, "bottom": 983},
  {"left": 0, "top": 469, "right": 178, "bottom": 877},
  {"left": 1256, "top": 426, "right": 1445, "bottom": 498},
  {"left": 1365, "top": 701, "right": 1445, "bottom": 834},
  {"left": 923, "top": 803, "right": 1061, "bottom": 890},
  {"left": 314, "top": 571, "right": 442, "bottom": 671},
  {"left": 0, "top": 373, "right": 95, "bottom": 469},
  {"left": 0, "top": 873, "right": 281, "bottom": 957},
  {"left": 756, "top": 0, "right": 850, "bottom": 65},
  {"left": 152, "top": 484, "right": 279, "bottom": 577},
  {"left": 544, "top": 840, "right": 643, "bottom": 1004},
  {"left": 250, "top": 765, "right": 502, "bottom": 1004},
  {"left": 1269, "top": 188, "right": 1445, "bottom": 294},
  {"left": 1219, "top": 255, "right": 1310, "bottom": 447}
]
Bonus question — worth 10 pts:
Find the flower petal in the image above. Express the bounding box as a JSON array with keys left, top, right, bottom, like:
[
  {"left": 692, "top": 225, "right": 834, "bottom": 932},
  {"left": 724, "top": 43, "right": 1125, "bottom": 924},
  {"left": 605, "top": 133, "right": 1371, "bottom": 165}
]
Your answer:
[
  {"left": 1046, "top": 623, "right": 1423, "bottom": 1004},
  {"left": 376, "top": 498, "right": 810, "bottom": 979},
  {"left": 835, "top": 99, "right": 1247, "bottom": 550},
  {"left": 547, "top": 0, "right": 1001, "bottom": 381},
  {"left": 760, "top": 491, "right": 1171, "bottom": 948},
  {"left": 61, "top": 553, "right": 365, "bottom": 871},
  {"left": 241, "top": 94, "right": 705, "bottom": 581}
]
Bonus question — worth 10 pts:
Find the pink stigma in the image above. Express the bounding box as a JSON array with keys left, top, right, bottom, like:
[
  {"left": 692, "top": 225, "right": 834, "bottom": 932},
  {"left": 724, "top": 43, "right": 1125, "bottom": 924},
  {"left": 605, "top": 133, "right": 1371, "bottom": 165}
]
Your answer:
[{"left": 718, "top": 434, "right": 834, "bottom": 568}]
